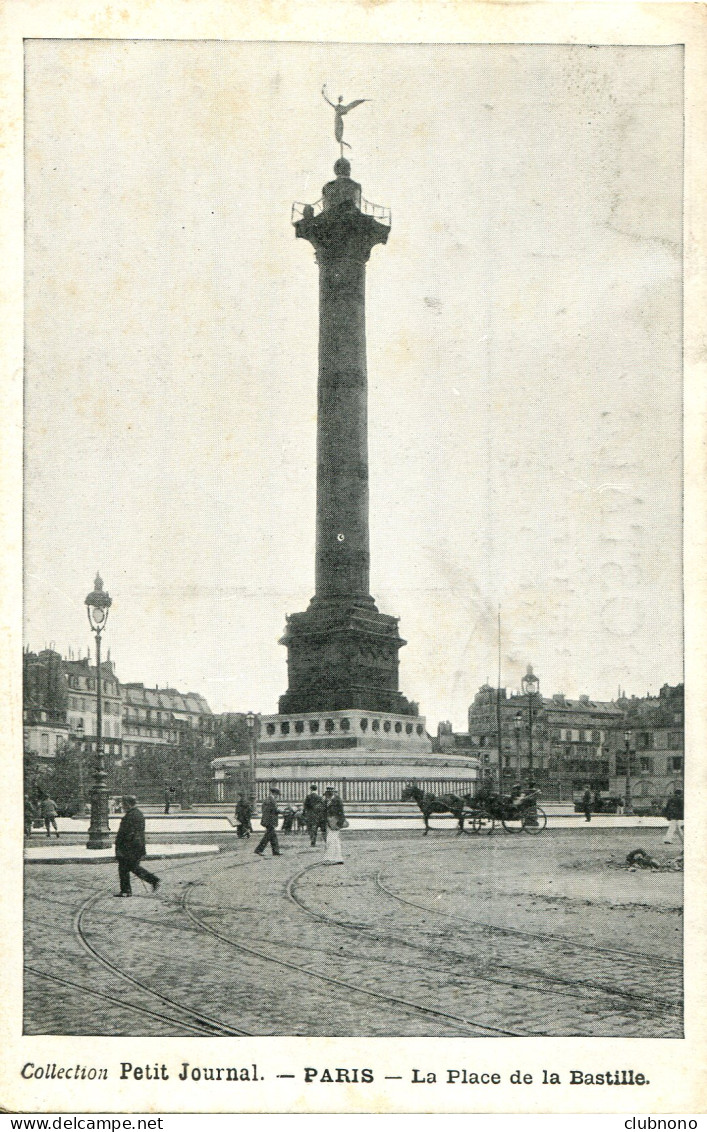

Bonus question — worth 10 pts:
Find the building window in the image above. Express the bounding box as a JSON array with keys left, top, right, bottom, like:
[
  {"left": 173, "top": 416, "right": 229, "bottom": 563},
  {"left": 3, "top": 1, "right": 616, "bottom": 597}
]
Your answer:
[
  {"left": 266, "top": 723, "right": 275, "bottom": 736},
  {"left": 406, "top": 723, "right": 413, "bottom": 734},
  {"left": 309, "top": 720, "right": 319, "bottom": 734},
  {"left": 360, "top": 718, "right": 368, "bottom": 731},
  {"left": 294, "top": 721, "right": 304, "bottom": 734},
  {"left": 280, "top": 722, "right": 290, "bottom": 735},
  {"left": 571, "top": 729, "right": 579, "bottom": 742},
  {"left": 340, "top": 718, "right": 350, "bottom": 731},
  {"left": 41, "top": 733, "right": 49, "bottom": 752},
  {"left": 639, "top": 757, "right": 654, "bottom": 774},
  {"left": 383, "top": 721, "right": 391, "bottom": 733},
  {"left": 671, "top": 757, "right": 683, "bottom": 772},
  {"left": 584, "top": 730, "right": 593, "bottom": 742},
  {"left": 325, "top": 719, "right": 335, "bottom": 733},
  {"left": 371, "top": 720, "right": 380, "bottom": 732},
  {"left": 416, "top": 724, "right": 424, "bottom": 735}
]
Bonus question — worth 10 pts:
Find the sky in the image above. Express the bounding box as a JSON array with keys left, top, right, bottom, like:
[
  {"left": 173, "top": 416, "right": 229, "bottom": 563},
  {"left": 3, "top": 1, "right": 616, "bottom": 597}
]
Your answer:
[{"left": 23, "top": 42, "right": 683, "bottom": 730}]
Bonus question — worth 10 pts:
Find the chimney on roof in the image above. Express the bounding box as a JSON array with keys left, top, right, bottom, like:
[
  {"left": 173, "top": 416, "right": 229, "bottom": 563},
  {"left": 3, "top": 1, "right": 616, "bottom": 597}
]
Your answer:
[{"left": 579, "top": 695, "right": 589, "bottom": 705}]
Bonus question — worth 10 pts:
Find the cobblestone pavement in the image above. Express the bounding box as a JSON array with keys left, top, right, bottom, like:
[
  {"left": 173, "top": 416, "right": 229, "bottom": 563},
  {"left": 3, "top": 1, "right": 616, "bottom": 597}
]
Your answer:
[{"left": 24, "top": 827, "right": 682, "bottom": 1038}]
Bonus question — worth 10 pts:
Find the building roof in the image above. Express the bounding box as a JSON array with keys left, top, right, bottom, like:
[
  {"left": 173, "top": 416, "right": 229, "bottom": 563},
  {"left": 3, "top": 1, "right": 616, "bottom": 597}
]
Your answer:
[{"left": 120, "top": 683, "right": 212, "bottom": 715}]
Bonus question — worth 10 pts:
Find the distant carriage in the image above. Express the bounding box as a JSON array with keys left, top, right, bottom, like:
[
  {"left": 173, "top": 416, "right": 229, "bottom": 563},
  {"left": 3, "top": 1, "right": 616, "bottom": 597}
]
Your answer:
[{"left": 402, "top": 783, "right": 547, "bottom": 835}]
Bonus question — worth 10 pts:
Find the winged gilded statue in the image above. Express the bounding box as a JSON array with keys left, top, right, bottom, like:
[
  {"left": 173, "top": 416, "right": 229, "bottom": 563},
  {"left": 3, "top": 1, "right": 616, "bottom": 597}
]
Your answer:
[{"left": 322, "top": 85, "right": 370, "bottom": 154}]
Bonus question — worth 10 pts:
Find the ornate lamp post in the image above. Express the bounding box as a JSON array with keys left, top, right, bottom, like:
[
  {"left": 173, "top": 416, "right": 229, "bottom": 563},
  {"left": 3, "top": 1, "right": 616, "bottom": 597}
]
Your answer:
[
  {"left": 624, "top": 729, "right": 634, "bottom": 816},
  {"left": 246, "top": 712, "right": 257, "bottom": 806},
  {"left": 521, "top": 664, "right": 540, "bottom": 790},
  {"left": 85, "top": 573, "right": 112, "bottom": 849}
]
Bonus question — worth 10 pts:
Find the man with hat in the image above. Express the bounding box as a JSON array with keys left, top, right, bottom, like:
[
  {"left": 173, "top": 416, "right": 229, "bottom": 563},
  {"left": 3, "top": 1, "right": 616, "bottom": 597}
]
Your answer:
[
  {"left": 114, "top": 795, "right": 160, "bottom": 897},
  {"left": 302, "top": 783, "right": 325, "bottom": 847},
  {"left": 254, "top": 784, "right": 281, "bottom": 857}
]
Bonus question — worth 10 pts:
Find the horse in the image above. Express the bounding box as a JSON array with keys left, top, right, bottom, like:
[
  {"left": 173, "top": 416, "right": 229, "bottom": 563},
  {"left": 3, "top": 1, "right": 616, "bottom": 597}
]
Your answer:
[{"left": 401, "top": 783, "right": 471, "bottom": 835}]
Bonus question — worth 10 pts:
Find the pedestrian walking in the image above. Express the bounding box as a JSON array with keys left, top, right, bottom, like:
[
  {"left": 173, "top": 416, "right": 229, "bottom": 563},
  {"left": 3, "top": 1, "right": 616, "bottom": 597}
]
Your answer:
[
  {"left": 235, "top": 793, "right": 252, "bottom": 838},
  {"left": 254, "top": 785, "right": 281, "bottom": 857},
  {"left": 24, "top": 795, "right": 36, "bottom": 839},
  {"left": 323, "top": 786, "right": 345, "bottom": 864},
  {"left": 282, "top": 805, "right": 295, "bottom": 833},
  {"left": 114, "top": 795, "right": 160, "bottom": 897},
  {"left": 303, "top": 784, "right": 324, "bottom": 846},
  {"left": 164, "top": 786, "right": 171, "bottom": 815},
  {"left": 40, "top": 795, "right": 60, "bottom": 838},
  {"left": 663, "top": 786, "right": 684, "bottom": 845},
  {"left": 616, "top": 796, "right": 625, "bottom": 816},
  {"left": 581, "top": 786, "right": 592, "bottom": 823}
]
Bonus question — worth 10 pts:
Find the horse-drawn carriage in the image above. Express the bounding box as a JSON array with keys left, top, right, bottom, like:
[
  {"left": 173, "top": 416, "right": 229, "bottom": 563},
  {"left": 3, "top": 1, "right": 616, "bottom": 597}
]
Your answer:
[{"left": 401, "top": 783, "right": 547, "bottom": 835}]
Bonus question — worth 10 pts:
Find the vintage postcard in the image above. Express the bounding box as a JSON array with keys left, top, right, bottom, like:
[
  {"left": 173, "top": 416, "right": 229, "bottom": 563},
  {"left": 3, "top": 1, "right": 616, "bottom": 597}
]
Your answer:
[{"left": 1, "top": 0, "right": 705, "bottom": 1117}]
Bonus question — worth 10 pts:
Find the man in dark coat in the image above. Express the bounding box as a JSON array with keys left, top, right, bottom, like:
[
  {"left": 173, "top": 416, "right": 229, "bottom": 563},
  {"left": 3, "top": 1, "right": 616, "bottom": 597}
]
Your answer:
[
  {"left": 581, "top": 787, "right": 593, "bottom": 822},
  {"left": 303, "top": 784, "right": 324, "bottom": 846},
  {"left": 235, "top": 793, "right": 252, "bottom": 838},
  {"left": 254, "top": 786, "right": 281, "bottom": 857},
  {"left": 114, "top": 795, "right": 160, "bottom": 897}
]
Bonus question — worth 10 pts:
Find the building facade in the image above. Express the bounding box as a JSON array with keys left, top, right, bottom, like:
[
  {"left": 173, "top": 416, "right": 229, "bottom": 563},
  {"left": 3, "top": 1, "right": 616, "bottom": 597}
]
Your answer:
[
  {"left": 469, "top": 684, "right": 623, "bottom": 800},
  {"left": 467, "top": 682, "right": 684, "bottom": 806},
  {"left": 120, "top": 684, "right": 216, "bottom": 801},
  {"left": 23, "top": 648, "right": 69, "bottom": 765},
  {"left": 608, "top": 684, "right": 684, "bottom": 809}
]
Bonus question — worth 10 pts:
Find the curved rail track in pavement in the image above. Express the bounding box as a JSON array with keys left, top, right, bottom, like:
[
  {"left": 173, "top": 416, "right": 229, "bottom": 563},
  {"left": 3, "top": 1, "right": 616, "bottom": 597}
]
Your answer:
[
  {"left": 73, "top": 891, "right": 253, "bottom": 1037},
  {"left": 25, "top": 966, "right": 211, "bottom": 1036},
  {"left": 283, "top": 862, "right": 681, "bottom": 1021},
  {"left": 180, "top": 879, "right": 527, "bottom": 1037},
  {"left": 374, "top": 870, "right": 681, "bottom": 969}
]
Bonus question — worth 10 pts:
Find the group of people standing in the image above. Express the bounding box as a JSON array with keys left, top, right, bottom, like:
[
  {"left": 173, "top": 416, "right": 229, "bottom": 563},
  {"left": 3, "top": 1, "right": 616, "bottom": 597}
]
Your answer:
[{"left": 234, "top": 783, "right": 346, "bottom": 864}]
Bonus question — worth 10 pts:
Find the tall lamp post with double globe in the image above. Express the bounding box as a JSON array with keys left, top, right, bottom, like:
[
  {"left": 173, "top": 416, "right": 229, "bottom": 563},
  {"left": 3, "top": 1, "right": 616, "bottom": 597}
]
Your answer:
[
  {"left": 521, "top": 664, "right": 540, "bottom": 790},
  {"left": 85, "top": 573, "right": 112, "bottom": 849},
  {"left": 624, "top": 729, "right": 634, "bottom": 816}
]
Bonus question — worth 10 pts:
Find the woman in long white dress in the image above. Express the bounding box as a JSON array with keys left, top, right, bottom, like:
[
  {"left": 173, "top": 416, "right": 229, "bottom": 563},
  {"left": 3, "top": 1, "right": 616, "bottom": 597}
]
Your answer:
[{"left": 323, "top": 787, "right": 345, "bottom": 864}]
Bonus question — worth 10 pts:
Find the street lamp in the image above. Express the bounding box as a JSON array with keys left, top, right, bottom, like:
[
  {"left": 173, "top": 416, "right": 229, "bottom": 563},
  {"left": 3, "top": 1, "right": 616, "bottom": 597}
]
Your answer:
[
  {"left": 624, "top": 729, "right": 634, "bottom": 816},
  {"left": 84, "top": 573, "right": 112, "bottom": 849},
  {"left": 246, "top": 711, "right": 257, "bottom": 806},
  {"left": 74, "top": 720, "right": 86, "bottom": 817},
  {"left": 521, "top": 664, "right": 540, "bottom": 790},
  {"left": 514, "top": 711, "right": 522, "bottom": 788}
]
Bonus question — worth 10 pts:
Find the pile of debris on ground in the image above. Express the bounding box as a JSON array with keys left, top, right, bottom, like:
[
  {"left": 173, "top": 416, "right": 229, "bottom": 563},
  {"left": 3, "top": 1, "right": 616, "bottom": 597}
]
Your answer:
[
  {"left": 610, "top": 848, "right": 684, "bottom": 872},
  {"left": 563, "top": 849, "right": 683, "bottom": 873}
]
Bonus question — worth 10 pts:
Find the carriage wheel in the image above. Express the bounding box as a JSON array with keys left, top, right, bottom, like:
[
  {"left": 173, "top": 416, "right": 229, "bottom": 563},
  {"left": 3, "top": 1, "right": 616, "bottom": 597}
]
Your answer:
[
  {"left": 521, "top": 806, "right": 547, "bottom": 834},
  {"left": 469, "top": 809, "right": 495, "bottom": 836},
  {"left": 501, "top": 812, "right": 524, "bottom": 834}
]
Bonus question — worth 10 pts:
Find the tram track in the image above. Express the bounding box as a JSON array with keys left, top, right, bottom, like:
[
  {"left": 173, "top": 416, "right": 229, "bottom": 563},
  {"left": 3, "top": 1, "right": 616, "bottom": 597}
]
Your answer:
[
  {"left": 73, "top": 891, "right": 253, "bottom": 1036},
  {"left": 25, "top": 966, "right": 209, "bottom": 1036},
  {"left": 180, "top": 878, "right": 527, "bottom": 1037},
  {"left": 285, "top": 863, "right": 681, "bottom": 1018},
  {"left": 374, "top": 870, "right": 682, "bottom": 970}
]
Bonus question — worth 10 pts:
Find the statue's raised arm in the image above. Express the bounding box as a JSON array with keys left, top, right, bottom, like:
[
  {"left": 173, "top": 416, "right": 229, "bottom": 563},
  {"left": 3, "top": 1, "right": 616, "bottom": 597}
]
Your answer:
[{"left": 322, "top": 85, "right": 370, "bottom": 154}]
